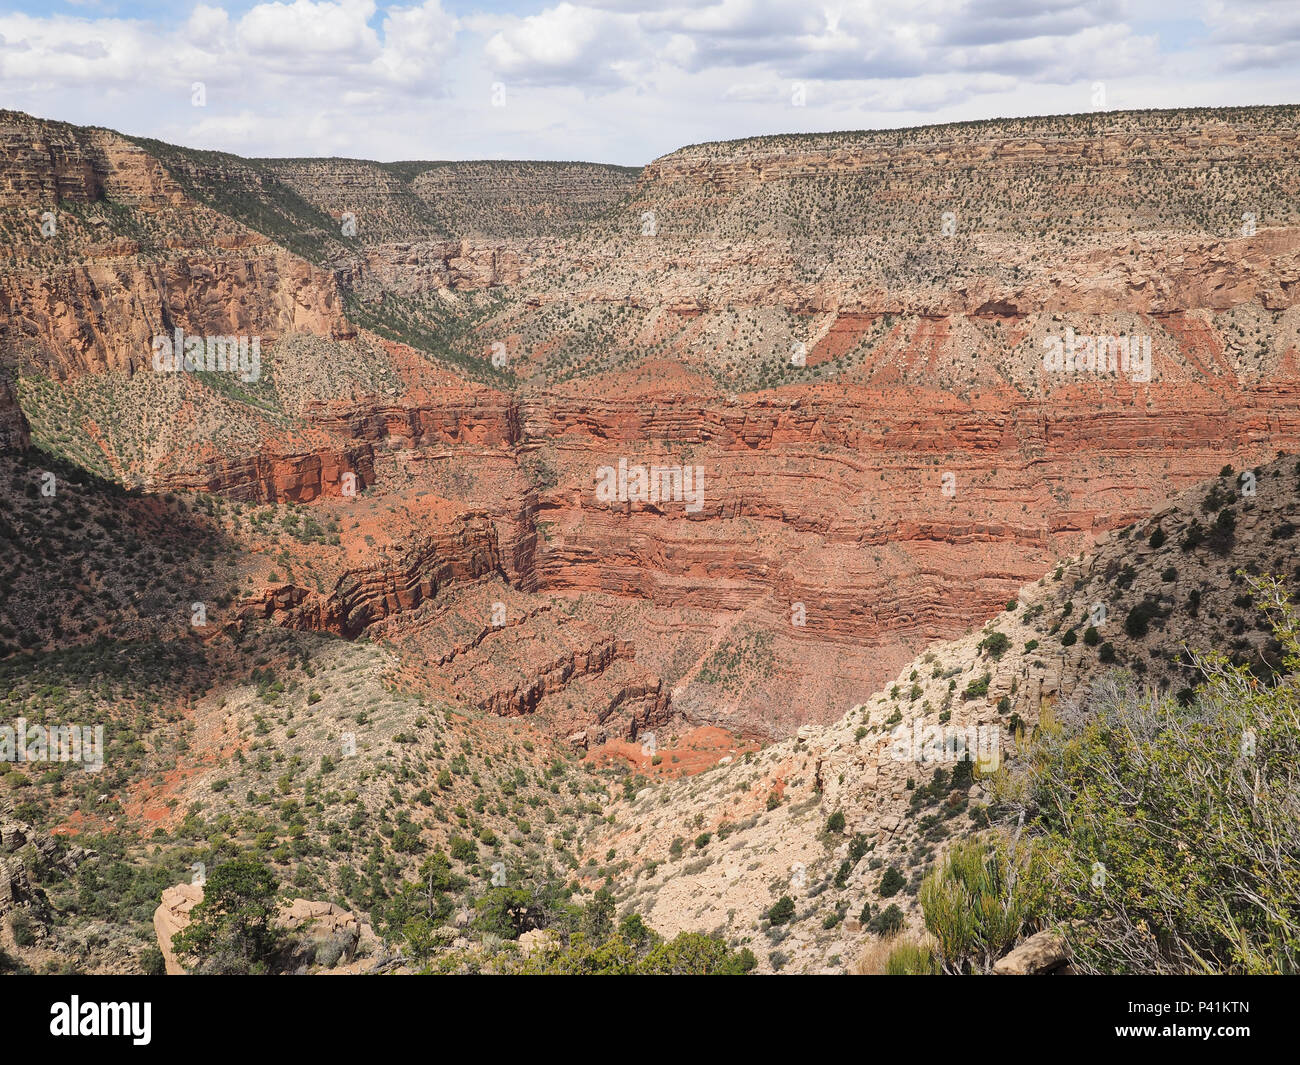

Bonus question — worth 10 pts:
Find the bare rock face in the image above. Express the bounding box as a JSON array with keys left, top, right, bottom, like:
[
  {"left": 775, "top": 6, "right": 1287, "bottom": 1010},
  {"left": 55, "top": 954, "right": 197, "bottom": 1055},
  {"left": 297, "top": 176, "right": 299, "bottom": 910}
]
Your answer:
[
  {"left": 0, "top": 110, "right": 351, "bottom": 386},
  {"left": 0, "top": 113, "right": 184, "bottom": 209},
  {"left": 477, "top": 635, "right": 671, "bottom": 739},
  {"left": 0, "top": 855, "right": 39, "bottom": 922},
  {"left": 0, "top": 803, "right": 91, "bottom": 952},
  {"left": 239, "top": 512, "right": 503, "bottom": 635},
  {"left": 348, "top": 240, "right": 537, "bottom": 295},
  {"left": 153, "top": 443, "right": 376, "bottom": 504},
  {"left": 308, "top": 388, "right": 522, "bottom": 449},
  {"left": 152, "top": 883, "right": 203, "bottom": 976},
  {"left": 0, "top": 251, "right": 352, "bottom": 382}
]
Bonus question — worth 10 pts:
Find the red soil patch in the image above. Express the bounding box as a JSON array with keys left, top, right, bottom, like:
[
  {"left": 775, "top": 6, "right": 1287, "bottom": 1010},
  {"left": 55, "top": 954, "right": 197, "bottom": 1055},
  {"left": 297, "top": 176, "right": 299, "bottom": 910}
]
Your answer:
[
  {"left": 584, "top": 724, "right": 758, "bottom": 779},
  {"left": 808, "top": 312, "right": 875, "bottom": 366}
]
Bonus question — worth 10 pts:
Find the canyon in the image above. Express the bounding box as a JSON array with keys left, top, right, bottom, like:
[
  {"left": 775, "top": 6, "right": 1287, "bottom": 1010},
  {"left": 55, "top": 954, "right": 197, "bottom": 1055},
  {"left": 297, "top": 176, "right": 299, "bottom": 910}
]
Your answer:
[
  {"left": 4, "top": 107, "right": 1300, "bottom": 738},
  {"left": 1, "top": 104, "right": 1299, "bottom": 974}
]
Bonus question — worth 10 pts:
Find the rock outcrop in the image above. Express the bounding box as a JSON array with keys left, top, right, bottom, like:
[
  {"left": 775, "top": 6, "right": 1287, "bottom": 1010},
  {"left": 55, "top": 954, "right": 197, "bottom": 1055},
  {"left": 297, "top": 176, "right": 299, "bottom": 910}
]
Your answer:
[
  {"left": 153, "top": 882, "right": 374, "bottom": 975},
  {"left": 238, "top": 511, "right": 504, "bottom": 636},
  {"left": 152, "top": 883, "right": 203, "bottom": 975},
  {"left": 153, "top": 442, "right": 376, "bottom": 504},
  {"left": 0, "top": 802, "right": 91, "bottom": 942}
]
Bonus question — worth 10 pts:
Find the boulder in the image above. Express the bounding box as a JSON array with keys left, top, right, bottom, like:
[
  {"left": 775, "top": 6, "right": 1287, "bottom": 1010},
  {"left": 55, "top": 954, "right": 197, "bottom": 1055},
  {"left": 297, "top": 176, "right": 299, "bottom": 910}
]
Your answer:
[
  {"left": 279, "top": 898, "right": 362, "bottom": 969},
  {"left": 517, "top": 928, "right": 559, "bottom": 956},
  {"left": 992, "top": 930, "right": 1070, "bottom": 975}
]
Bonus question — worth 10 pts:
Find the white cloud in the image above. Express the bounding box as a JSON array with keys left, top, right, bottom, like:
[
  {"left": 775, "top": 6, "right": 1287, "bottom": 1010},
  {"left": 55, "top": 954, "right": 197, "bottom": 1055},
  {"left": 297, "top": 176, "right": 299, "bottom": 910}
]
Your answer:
[
  {"left": 235, "top": 0, "right": 380, "bottom": 59},
  {"left": 484, "top": 2, "right": 642, "bottom": 86},
  {"left": 0, "top": 1, "right": 1292, "bottom": 166},
  {"left": 1204, "top": 0, "right": 1300, "bottom": 70},
  {"left": 186, "top": 5, "right": 232, "bottom": 41},
  {"left": 376, "top": 1, "right": 459, "bottom": 84}
]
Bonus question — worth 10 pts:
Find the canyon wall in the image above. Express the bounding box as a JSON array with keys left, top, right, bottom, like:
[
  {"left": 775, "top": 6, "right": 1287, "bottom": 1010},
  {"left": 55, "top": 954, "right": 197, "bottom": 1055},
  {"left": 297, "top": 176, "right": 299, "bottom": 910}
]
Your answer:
[{"left": 6, "top": 106, "right": 1300, "bottom": 735}]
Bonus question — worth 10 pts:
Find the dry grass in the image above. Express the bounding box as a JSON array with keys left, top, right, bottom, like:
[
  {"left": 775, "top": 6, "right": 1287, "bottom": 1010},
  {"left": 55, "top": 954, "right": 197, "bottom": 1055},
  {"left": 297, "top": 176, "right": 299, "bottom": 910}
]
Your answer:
[{"left": 856, "top": 932, "right": 939, "bottom": 975}]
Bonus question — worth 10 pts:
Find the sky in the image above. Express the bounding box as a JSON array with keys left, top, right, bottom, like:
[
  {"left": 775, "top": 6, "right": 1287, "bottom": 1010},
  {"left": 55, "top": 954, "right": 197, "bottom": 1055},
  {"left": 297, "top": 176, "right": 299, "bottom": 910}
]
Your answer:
[{"left": 0, "top": 0, "right": 1297, "bottom": 165}]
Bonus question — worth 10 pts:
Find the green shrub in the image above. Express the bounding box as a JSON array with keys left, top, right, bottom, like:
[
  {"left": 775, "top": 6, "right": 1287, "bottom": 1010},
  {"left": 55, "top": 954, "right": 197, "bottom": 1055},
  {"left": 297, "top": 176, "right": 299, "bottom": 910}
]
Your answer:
[
  {"left": 1020, "top": 576, "right": 1300, "bottom": 974},
  {"left": 978, "top": 631, "right": 1010, "bottom": 660},
  {"left": 766, "top": 896, "right": 796, "bottom": 925},
  {"left": 170, "top": 858, "right": 284, "bottom": 975},
  {"left": 1208, "top": 507, "right": 1237, "bottom": 556},
  {"left": 475, "top": 886, "right": 544, "bottom": 939},
  {"left": 506, "top": 913, "right": 755, "bottom": 974},
  {"left": 1124, "top": 599, "right": 1163, "bottom": 639},
  {"left": 918, "top": 837, "right": 1029, "bottom": 974},
  {"left": 962, "top": 673, "right": 991, "bottom": 701},
  {"left": 138, "top": 946, "right": 166, "bottom": 976},
  {"left": 878, "top": 866, "right": 905, "bottom": 898},
  {"left": 9, "top": 910, "right": 36, "bottom": 948},
  {"left": 868, "top": 903, "right": 905, "bottom": 935}
]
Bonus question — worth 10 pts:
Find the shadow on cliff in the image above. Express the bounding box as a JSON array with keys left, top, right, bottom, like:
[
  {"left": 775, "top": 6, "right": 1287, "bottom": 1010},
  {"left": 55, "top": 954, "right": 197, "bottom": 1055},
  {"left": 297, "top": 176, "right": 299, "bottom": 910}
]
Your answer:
[{"left": 0, "top": 443, "right": 250, "bottom": 683}]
